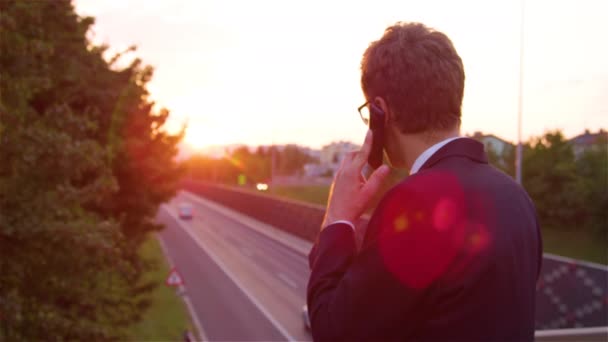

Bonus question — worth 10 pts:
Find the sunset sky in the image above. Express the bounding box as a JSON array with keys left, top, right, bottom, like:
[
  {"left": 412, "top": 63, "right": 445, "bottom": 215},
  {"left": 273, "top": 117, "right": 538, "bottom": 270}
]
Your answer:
[{"left": 75, "top": 0, "right": 608, "bottom": 151}]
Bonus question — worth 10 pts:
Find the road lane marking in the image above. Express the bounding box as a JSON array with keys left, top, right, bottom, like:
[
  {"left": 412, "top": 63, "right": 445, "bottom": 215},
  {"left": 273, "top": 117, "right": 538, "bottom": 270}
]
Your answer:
[
  {"left": 181, "top": 191, "right": 312, "bottom": 256},
  {"left": 191, "top": 205, "right": 309, "bottom": 293},
  {"left": 277, "top": 272, "right": 298, "bottom": 289},
  {"left": 156, "top": 233, "right": 209, "bottom": 342},
  {"left": 202, "top": 213, "right": 309, "bottom": 292},
  {"left": 163, "top": 205, "right": 296, "bottom": 342}
]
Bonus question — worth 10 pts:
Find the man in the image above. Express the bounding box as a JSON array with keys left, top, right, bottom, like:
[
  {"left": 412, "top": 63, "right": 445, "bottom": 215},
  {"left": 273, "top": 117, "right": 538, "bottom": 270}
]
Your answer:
[{"left": 307, "top": 22, "right": 542, "bottom": 341}]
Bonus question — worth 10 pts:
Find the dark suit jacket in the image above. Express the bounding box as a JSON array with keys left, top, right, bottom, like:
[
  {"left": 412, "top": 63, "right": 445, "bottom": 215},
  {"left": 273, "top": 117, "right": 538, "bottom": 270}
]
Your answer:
[{"left": 307, "top": 138, "right": 542, "bottom": 341}]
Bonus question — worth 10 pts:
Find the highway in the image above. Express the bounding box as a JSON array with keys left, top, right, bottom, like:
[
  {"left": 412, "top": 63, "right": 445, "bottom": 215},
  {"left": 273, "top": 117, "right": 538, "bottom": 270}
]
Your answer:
[
  {"left": 157, "top": 191, "right": 312, "bottom": 341},
  {"left": 157, "top": 190, "right": 608, "bottom": 341}
]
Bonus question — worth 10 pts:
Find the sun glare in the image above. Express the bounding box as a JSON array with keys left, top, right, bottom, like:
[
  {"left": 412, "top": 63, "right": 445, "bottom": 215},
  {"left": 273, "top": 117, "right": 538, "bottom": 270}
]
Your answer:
[{"left": 184, "top": 127, "right": 223, "bottom": 151}]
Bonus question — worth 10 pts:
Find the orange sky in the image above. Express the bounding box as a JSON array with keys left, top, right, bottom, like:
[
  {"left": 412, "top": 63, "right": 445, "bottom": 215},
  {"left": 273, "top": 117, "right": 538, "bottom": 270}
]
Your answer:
[{"left": 75, "top": 0, "right": 608, "bottom": 151}]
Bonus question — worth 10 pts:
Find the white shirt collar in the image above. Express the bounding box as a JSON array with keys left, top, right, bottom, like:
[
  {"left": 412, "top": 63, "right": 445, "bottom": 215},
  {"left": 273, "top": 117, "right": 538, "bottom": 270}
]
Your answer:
[{"left": 410, "top": 136, "right": 463, "bottom": 175}]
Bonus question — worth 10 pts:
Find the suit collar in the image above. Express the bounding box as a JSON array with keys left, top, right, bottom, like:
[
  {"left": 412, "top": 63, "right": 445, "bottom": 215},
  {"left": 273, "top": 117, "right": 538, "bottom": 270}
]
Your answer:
[
  {"left": 418, "top": 137, "right": 488, "bottom": 172},
  {"left": 410, "top": 136, "right": 463, "bottom": 174}
]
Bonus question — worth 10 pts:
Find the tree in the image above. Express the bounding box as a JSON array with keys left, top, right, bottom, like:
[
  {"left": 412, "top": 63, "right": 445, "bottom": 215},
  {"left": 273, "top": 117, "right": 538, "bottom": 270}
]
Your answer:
[
  {"left": 0, "top": 0, "right": 182, "bottom": 339},
  {"left": 522, "top": 131, "right": 585, "bottom": 229},
  {"left": 488, "top": 143, "right": 516, "bottom": 177},
  {"left": 575, "top": 136, "right": 608, "bottom": 236},
  {"left": 184, "top": 143, "right": 318, "bottom": 185},
  {"left": 184, "top": 155, "right": 241, "bottom": 184},
  {"left": 255, "top": 146, "right": 267, "bottom": 158},
  {"left": 277, "top": 144, "right": 313, "bottom": 176}
]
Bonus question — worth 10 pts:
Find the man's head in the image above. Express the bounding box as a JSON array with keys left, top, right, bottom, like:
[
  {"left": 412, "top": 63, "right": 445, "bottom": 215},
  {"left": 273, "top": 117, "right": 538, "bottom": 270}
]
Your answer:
[{"left": 360, "top": 22, "right": 465, "bottom": 170}]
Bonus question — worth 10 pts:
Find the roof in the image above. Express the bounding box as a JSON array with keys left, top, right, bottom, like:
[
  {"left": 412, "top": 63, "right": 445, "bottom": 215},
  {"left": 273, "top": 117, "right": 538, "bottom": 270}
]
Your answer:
[
  {"left": 470, "top": 132, "right": 514, "bottom": 146},
  {"left": 570, "top": 130, "right": 607, "bottom": 146}
]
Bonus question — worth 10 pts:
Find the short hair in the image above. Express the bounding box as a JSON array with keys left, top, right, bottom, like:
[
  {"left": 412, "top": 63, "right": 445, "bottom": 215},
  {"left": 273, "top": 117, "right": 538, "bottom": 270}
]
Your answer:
[{"left": 361, "top": 22, "right": 465, "bottom": 133}]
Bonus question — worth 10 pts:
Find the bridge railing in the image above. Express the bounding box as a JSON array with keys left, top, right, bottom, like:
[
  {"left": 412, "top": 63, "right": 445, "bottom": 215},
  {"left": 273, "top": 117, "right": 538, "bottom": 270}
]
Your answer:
[{"left": 181, "top": 180, "right": 608, "bottom": 337}]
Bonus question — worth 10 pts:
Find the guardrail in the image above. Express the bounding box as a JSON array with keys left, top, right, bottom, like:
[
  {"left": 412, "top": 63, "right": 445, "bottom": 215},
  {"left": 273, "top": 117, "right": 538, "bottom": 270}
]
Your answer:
[
  {"left": 535, "top": 327, "right": 607, "bottom": 341},
  {"left": 182, "top": 180, "right": 608, "bottom": 338}
]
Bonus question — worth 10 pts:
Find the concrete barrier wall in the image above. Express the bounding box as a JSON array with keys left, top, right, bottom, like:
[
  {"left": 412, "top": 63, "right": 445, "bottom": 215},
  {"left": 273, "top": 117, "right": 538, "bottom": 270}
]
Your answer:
[
  {"left": 182, "top": 180, "right": 608, "bottom": 332},
  {"left": 183, "top": 180, "right": 326, "bottom": 242}
]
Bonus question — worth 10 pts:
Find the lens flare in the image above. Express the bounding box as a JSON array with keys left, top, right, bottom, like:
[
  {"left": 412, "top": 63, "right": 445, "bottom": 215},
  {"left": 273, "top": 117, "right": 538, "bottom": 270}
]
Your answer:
[
  {"left": 433, "top": 198, "right": 458, "bottom": 231},
  {"left": 224, "top": 154, "right": 245, "bottom": 170},
  {"left": 379, "top": 171, "right": 466, "bottom": 289},
  {"left": 394, "top": 214, "right": 409, "bottom": 232}
]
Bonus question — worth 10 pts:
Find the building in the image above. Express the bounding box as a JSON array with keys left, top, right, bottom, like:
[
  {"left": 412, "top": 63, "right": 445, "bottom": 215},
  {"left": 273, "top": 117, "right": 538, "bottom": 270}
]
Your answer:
[
  {"left": 470, "top": 132, "right": 514, "bottom": 157},
  {"left": 303, "top": 163, "right": 328, "bottom": 177},
  {"left": 320, "top": 141, "right": 361, "bottom": 175},
  {"left": 299, "top": 146, "right": 322, "bottom": 161},
  {"left": 569, "top": 129, "right": 607, "bottom": 157},
  {"left": 320, "top": 141, "right": 360, "bottom": 165}
]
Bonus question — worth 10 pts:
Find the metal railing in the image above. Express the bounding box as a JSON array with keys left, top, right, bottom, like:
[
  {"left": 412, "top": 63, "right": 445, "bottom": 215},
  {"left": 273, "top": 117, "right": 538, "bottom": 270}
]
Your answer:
[
  {"left": 182, "top": 180, "right": 608, "bottom": 337},
  {"left": 535, "top": 327, "right": 607, "bottom": 341}
]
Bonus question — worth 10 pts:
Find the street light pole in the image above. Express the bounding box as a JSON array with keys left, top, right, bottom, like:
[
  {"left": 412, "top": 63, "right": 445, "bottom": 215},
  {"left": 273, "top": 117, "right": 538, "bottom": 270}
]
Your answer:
[
  {"left": 271, "top": 145, "right": 276, "bottom": 185},
  {"left": 516, "top": 0, "right": 526, "bottom": 184}
]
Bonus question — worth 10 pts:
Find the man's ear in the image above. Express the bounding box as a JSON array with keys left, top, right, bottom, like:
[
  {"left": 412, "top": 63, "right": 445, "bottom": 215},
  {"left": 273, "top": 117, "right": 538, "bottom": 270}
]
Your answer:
[{"left": 374, "top": 96, "right": 390, "bottom": 124}]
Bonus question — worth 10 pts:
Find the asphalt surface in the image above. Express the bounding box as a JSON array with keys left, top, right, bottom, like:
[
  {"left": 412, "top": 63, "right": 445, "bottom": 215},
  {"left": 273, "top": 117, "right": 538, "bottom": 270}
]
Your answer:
[
  {"left": 157, "top": 193, "right": 312, "bottom": 341},
  {"left": 157, "top": 190, "right": 607, "bottom": 341}
]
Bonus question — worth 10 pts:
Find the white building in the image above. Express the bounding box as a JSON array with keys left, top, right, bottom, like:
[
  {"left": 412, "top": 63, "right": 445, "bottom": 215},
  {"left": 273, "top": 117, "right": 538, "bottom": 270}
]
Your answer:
[
  {"left": 299, "top": 146, "right": 322, "bottom": 161},
  {"left": 570, "top": 129, "right": 607, "bottom": 158},
  {"left": 303, "top": 163, "right": 327, "bottom": 177},
  {"left": 320, "top": 141, "right": 361, "bottom": 175},
  {"left": 471, "top": 132, "right": 513, "bottom": 157}
]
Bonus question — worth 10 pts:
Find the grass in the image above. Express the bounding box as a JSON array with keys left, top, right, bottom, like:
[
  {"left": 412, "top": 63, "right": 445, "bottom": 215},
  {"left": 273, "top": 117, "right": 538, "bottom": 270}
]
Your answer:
[
  {"left": 541, "top": 228, "right": 607, "bottom": 265},
  {"left": 266, "top": 185, "right": 607, "bottom": 265},
  {"left": 126, "top": 235, "right": 195, "bottom": 341},
  {"left": 265, "top": 170, "right": 406, "bottom": 211},
  {"left": 268, "top": 185, "right": 330, "bottom": 206}
]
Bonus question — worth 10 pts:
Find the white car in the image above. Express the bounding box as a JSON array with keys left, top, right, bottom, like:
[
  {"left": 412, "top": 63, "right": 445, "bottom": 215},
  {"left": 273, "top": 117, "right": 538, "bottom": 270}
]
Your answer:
[{"left": 178, "top": 203, "right": 193, "bottom": 219}]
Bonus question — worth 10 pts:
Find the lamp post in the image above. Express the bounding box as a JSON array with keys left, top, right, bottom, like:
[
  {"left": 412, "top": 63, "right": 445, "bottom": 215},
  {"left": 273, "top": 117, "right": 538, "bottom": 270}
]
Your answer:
[
  {"left": 271, "top": 145, "right": 276, "bottom": 185},
  {"left": 515, "top": 0, "right": 526, "bottom": 184}
]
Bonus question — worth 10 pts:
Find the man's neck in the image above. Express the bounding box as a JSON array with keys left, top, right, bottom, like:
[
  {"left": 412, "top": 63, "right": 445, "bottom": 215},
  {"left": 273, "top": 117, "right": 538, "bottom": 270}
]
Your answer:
[
  {"left": 402, "top": 130, "right": 460, "bottom": 171},
  {"left": 409, "top": 135, "right": 462, "bottom": 174}
]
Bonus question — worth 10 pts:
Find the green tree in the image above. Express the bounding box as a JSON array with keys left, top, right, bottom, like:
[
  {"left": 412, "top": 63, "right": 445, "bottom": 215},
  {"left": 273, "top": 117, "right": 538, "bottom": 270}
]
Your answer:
[
  {"left": 485, "top": 144, "right": 508, "bottom": 174},
  {"left": 255, "top": 145, "right": 267, "bottom": 158},
  {"left": 575, "top": 136, "right": 608, "bottom": 236},
  {"left": 489, "top": 143, "right": 516, "bottom": 177},
  {"left": 185, "top": 155, "right": 241, "bottom": 184},
  {"left": 476, "top": 140, "right": 515, "bottom": 177},
  {"left": 522, "top": 131, "right": 585, "bottom": 229},
  {"left": 277, "top": 144, "right": 313, "bottom": 176},
  {"left": 0, "top": 0, "right": 182, "bottom": 339}
]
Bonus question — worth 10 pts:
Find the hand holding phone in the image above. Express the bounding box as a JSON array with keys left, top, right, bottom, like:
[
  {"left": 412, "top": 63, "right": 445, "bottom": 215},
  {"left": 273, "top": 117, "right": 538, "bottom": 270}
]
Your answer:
[
  {"left": 323, "top": 128, "right": 391, "bottom": 229},
  {"left": 367, "top": 102, "right": 385, "bottom": 169}
]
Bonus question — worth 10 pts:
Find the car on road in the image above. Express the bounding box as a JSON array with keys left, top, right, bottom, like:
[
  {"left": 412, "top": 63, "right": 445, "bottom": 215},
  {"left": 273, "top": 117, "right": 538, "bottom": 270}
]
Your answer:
[
  {"left": 302, "top": 305, "right": 311, "bottom": 331},
  {"left": 256, "top": 182, "right": 269, "bottom": 191},
  {"left": 178, "top": 203, "right": 193, "bottom": 219}
]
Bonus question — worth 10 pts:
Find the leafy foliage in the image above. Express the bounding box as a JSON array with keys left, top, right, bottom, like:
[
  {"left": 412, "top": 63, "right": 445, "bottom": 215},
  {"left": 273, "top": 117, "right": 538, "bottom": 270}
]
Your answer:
[
  {"left": 573, "top": 136, "right": 608, "bottom": 234},
  {"left": 486, "top": 143, "right": 515, "bottom": 176},
  {"left": 522, "top": 132, "right": 583, "bottom": 226},
  {"left": 521, "top": 131, "right": 606, "bottom": 238},
  {"left": 185, "top": 144, "right": 316, "bottom": 184},
  {"left": 0, "top": 0, "right": 183, "bottom": 340},
  {"left": 477, "top": 131, "right": 606, "bottom": 238}
]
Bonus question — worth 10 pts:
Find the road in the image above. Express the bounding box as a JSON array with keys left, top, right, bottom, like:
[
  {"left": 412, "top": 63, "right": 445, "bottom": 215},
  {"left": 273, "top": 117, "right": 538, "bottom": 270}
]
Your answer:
[
  {"left": 157, "top": 190, "right": 608, "bottom": 341},
  {"left": 157, "top": 191, "right": 312, "bottom": 341}
]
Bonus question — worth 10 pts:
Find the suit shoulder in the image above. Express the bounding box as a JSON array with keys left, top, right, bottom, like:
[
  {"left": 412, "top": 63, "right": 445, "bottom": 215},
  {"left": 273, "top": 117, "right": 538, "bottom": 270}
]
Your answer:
[
  {"left": 371, "top": 170, "right": 464, "bottom": 229},
  {"left": 383, "top": 169, "right": 462, "bottom": 202}
]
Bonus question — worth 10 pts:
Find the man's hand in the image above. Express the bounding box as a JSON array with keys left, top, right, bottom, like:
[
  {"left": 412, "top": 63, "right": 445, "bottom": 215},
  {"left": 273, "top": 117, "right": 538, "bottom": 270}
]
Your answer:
[{"left": 322, "top": 130, "right": 391, "bottom": 229}]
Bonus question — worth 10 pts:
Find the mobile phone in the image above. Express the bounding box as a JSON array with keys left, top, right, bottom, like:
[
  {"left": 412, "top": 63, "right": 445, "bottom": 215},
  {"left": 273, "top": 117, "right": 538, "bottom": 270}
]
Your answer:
[{"left": 367, "top": 102, "right": 385, "bottom": 169}]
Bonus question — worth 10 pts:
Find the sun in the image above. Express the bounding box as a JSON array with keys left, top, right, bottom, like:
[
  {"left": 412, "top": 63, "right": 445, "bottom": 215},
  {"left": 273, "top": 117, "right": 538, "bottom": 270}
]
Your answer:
[
  {"left": 184, "top": 126, "right": 226, "bottom": 151},
  {"left": 184, "top": 130, "right": 211, "bottom": 150}
]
